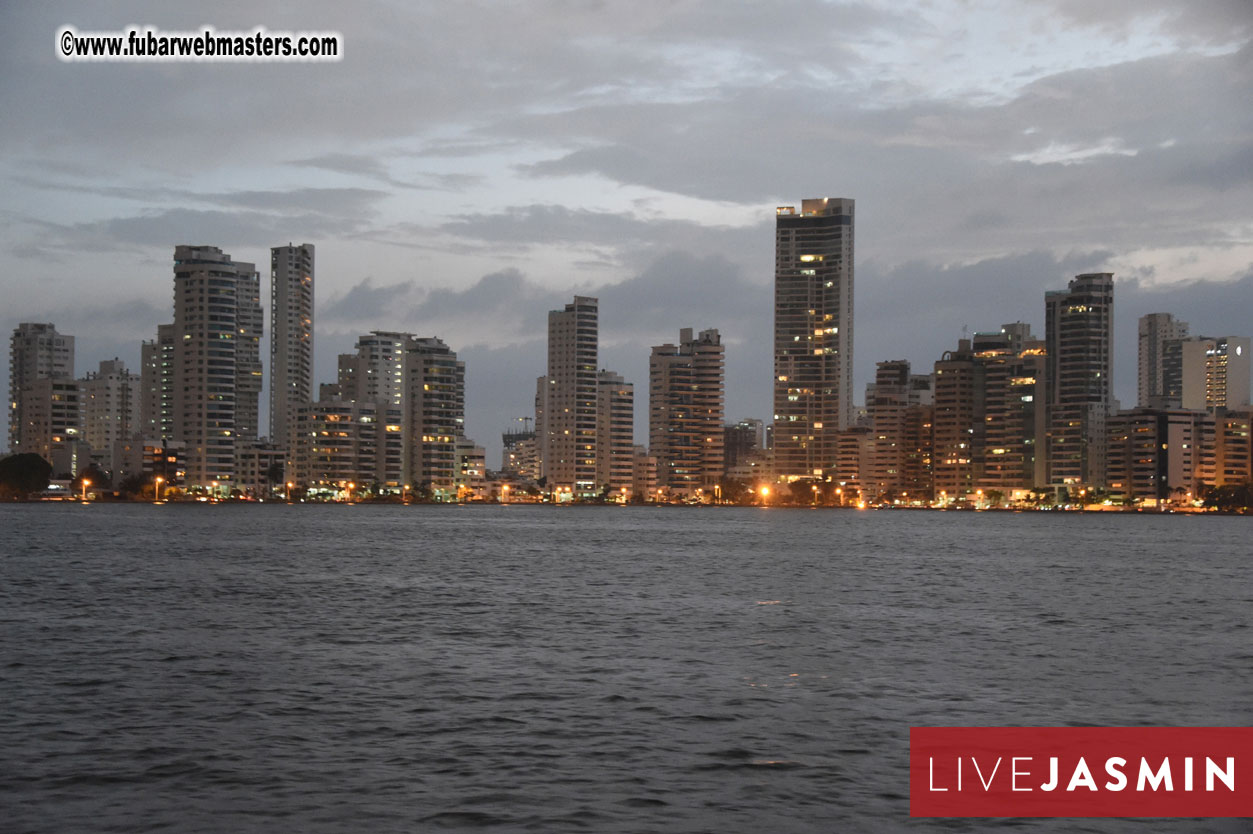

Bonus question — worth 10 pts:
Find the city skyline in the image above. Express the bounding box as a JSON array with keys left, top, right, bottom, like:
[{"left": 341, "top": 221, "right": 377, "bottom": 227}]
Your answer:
[{"left": 2, "top": 2, "right": 1252, "bottom": 464}]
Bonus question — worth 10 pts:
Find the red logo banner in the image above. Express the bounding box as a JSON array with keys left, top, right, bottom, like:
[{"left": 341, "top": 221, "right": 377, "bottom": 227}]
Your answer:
[{"left": 910, "top": 727, "right": 1252, "bottom": 817}]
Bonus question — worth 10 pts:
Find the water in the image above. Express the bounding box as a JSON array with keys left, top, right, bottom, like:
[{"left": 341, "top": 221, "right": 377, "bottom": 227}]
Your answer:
[{"left": 2, "top": 504, "right": 1249, "bottom": 832}]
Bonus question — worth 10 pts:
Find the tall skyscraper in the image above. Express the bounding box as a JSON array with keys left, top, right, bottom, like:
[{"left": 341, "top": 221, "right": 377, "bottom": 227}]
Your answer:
[
  {"left": 595, "top": 369, "right": 634, "bottom": 498},
  {"left": 1138, "top": 313, "right": 1189, "bottom": 408},
  {"left": 405, "top": 336, "right": 466, "bottom": 496},
  {"left": 9, "top": 322, "right": 74, "bottom": 455},
  {"left": 773, "top": 197, "right": 854, "bottom": 480},
  {"left": 867, "top": 359, "right": 932, "bottom": 498},
  {"left": 932, "top": 339, "right": 983, "bottom": 497},
  {"left": 649, "top": 328, "right": 725, "bottom": 498},
  {"left": 269, "top": 243, "right": 314, "bottom": 452},
  {"left": 308, "top": 331, "right": 470, "bottom": 499},
  {"left": 1045, "top": 272, "right": 1114, "bottom": 488},
  {"left": 79, "top": 358, "right": 141, "bottom": 470},
  {"left": 539, "top": 296, "right": 598, "bottom": 498},
  {"left": 171, "top": 245, "right": 263, "bottom": 486},
  {"left": 140, "top": 323, "right": 175, "bottom": 441},
  {"left": 1181, "top": 336, "right": 1251, "bottom": 411}
]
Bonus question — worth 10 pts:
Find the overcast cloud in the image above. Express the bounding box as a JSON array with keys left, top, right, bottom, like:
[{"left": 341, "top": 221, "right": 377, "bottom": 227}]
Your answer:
[{"left": 2, "top": 0, "right": 1250, "bottom": 462}]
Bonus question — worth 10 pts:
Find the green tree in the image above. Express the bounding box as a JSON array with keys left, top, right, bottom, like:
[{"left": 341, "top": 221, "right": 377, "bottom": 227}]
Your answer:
[{"left": 0, "top": 453, "right": 53, "bottom": 500}]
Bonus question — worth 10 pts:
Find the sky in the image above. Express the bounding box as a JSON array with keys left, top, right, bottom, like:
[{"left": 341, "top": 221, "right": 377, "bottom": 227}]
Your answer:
[{"left": 2, "top": 0, "right": 1251, "bottom": 465}]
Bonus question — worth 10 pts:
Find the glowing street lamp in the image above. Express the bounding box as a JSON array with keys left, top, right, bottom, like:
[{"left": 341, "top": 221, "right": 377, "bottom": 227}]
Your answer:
[
  {"left": 500, "top": 483, "right": 510, "bottom": 504},
  {"left": 760, "top": 485, "right": 771, "bottom": 504},
  {"left": 286, "top": 481, "right": 294, "bottom": 502},
  {"left": 402, "top": 484, "right": 411, "bottom": 504},
  {"left": 155, "top": 476, "right": 164, "bottom": 503},
  {"left": 80, "top": 478, "right": 91, "bottom": 502},
  {"left": 346, "top": 482, "right": 355, "bottom": 503}
]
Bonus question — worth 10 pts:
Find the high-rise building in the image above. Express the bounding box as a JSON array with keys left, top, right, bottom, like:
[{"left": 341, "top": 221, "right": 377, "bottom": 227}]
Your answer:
[
  {"left": 140, "top": 323, "right": 175, "bottom": 440},
  {"left": 292, "top": 398, "right": 405, "bottom": 494},
  {"left": 595, "top": 370, "right": 634, "bottom": 498},
  {"left": 631, "top": 444, "right": 658, "bottom": 501},
  {"left": 979, "top": 335, "right": 1047, "bottom": 493},
  {"left": 269, "top": 244, "right": 314, "bottom": 452},
  {"left": 350, "top": 331, "right": 413, "bottom": 407},
  {"left": 1181, "top": 336, "right": 1251, "bottom": 411},
  {"left": 9, "top": 322, "right": 74, "bottom": 454},
  {"left": 773, "top": 198, "right": 854, "bottom": 480},
  {"left": 1045, "top": 272, "right": 1114, "bottom": 488},
  {"left": 313, "top": 331, "right": 473, "bottom": 499},
  {"left": 405, "top": 336, "right": 466, "bottom": 497},
  {"left": 932, "top": 339, "right": 983, "bottom": 498},
  {"left": 170, "top": 245, "right": 263, "bottom": 486},
  {"left": 724, "top": 418, "right": 765, "bottom": 473},
  {"left": 14, "top": 378, "right": 83, "bottom": 473},
  {"left": 79, "top": 358, "right": 141, "bottom": 472},
  {"left": 867, "top": 360, "right": 932, "bottom": 498},
  {"left": 539, "top": 296, "right": 598, "bottom": 498},
  {"left": 1107, "top": 409, "right": 1214, "bottom": 504},
  {"left": 649, "top": 328, "right": 725, "bottom": 499},
  {"left": 1138, "top": 313, "right": 1189, "bottom": 408},
  {"left": 501, "top": 421, "right": 538, "bottom": 480},
  {"left": 1212, "top": 407, "right": 1253, "bottom": 487}
]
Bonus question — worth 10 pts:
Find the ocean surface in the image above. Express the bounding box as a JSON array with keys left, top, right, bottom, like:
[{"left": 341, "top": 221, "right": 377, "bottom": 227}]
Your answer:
[{"left": 2, "top": 504, "right": 1249, "bottom": 833}]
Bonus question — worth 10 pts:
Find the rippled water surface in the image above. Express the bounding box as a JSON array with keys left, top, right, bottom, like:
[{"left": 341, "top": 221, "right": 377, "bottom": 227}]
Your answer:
[{"left": 2, "top": 504, "right": 1250, "bottom": 832}]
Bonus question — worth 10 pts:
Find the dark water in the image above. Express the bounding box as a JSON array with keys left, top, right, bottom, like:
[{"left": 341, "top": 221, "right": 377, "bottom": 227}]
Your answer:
[{"left": 2, "top": 504, "right": 1249, "bottom": 833}]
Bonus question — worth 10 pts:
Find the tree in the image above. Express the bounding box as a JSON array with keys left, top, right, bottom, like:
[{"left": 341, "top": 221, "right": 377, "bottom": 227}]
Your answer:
[
  {"left": 117, "top": 474, "right": 149, "bottom": 499},
  {"left": 0, "top": 453, "right": 53, "bottom": 500},
  {"left": 72, "top": 464, "right": 111, "bottom": 492}
]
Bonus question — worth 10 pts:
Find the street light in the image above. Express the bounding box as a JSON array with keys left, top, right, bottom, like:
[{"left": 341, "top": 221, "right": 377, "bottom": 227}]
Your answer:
[
  {"left": 211, "top": 480, "right": 219, "bottom": 502},
  {"left": 347, "top": 482, "right": 355, "bottom": 503},
  {"left": 155, "top": 476, "right": 164, "bottom": 503},
  {"left": 500, "top": 483, "right": 509, "bottom": 504},
  {"left": 81, "top": 478, "right": 91, "bottom": 503},
  {"left": 402, "top": 484, "right": 410, "bottom": 504}
]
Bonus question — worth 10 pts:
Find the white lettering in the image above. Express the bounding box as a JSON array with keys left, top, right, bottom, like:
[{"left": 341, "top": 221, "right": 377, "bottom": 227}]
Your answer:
[
  {"left": 1138, "top": 758, "right": 1173, "bottom": 792},
  {"left": 1104, "top": 756, "right": 1127, "bottom": 791},
  {"left": 1207, "top": 757, "right": 1235, "bottom": 792},
  {"left": 929, "top": 757, "right": 948, "bottom": 791},
  {"left": 1067, "top": 757, "right": 1098, "bottom": 791},
  {"left": 1040, "top": 757, "right": 1058, "bottom": 792},
  {"left": 1012, "top": 757, "right": 1032, "bottom": 791},
  {"left": 973, "top": 757, "right": 1002, "bottom": 791}
]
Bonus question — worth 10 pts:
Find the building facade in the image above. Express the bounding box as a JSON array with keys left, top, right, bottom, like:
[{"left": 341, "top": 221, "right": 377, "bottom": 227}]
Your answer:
[
  {"left": 595, "top": 370, "right": 635, "bottom": 498},
  {"left": 140, "top": 323, "right": 175, "bottom": 441},
  {"left": 773, "top": 197, "right": 855, "bottom": 480},
  {"left": 1138, "top": 313, "right": 1189, "bottom": 408},
  {"left": 649, "top": 328, "right": 725, "bottom": 498},
  {"left": 405, "top": 336, "right": 466, "bottom": 497},
  {"left": 269, "top": 243, "right": 315, "bottom": 452},
  {"left": 9, "top": 322, "right": 74, "bottom": 455},
  {"left": 1045, "top": 272, "right": 1114, "bottom": 489},
  {"left": 170, "top": 245, "right": 263, "bottom": 486},
  {"left": 79, "top": 358, "right": 141, "bottom": 473},
  {"left": 539, "top": 296, "right": 598, "bottom": 497},
  {"left": 1181, "top": 336, "right": 1251, "bottom": 411}
]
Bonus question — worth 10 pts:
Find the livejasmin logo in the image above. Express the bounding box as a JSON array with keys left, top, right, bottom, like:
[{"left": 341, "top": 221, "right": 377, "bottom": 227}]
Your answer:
[
  {"left": 909, "top": 727, "right": 1253, "bottom": 818},
  {"left": 928, "top": 753, "right": 1234, "bottom": 793}
]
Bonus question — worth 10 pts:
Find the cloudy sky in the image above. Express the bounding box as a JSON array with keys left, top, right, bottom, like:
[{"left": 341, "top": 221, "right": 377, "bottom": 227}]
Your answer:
[{"left": 3, "top": 1, "right": 1251, "bottom": 463}]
